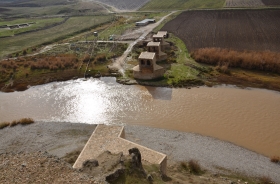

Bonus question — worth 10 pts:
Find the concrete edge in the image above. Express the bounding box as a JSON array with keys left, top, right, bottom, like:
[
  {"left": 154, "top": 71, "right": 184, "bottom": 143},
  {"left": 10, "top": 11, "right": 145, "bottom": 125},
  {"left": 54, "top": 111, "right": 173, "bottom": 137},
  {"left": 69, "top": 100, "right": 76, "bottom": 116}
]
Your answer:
[
  {"left": 73, "top": 124, "right": 167, "bottom": 174},
  {"left": 118, "top": 133, "right": 167, "bottom": 175},
  {"left": 73, "top": 125, "right": 100, "bottom": 168}
]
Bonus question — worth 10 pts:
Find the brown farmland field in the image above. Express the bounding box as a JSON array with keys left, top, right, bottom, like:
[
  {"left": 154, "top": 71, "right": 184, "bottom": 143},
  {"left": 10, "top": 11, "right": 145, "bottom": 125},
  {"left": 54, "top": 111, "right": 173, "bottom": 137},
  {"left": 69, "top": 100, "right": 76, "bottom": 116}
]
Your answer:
[
  {"left": 224, "top": 0, "right": 264, "bottom": 7},
  {"left": 262, "top": 0, "right": 280, "bottom": 6},
  {"left": 162, "top": 9, "right": 280, "bottom": 53}
]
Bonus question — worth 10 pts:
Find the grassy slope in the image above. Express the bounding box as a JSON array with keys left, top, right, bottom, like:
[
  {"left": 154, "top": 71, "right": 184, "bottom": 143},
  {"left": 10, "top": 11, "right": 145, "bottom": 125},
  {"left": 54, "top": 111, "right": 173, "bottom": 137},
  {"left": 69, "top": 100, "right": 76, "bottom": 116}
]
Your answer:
[
  {"left": 0, "top": 1, "right": 105, "bottom": 17},
  {"left": 0, "top": 17, "right": 64, "bottom": 37},
  {"left": 164, "top": 34, "right": 203, "bottom": 86},
  {"left": 0, "top": 15, "right": 112, "bottom": 58},
  {"left": 89, "top": 12, "right": 167, "bottom": 40},
  {"left": 140, "top": 0, "right": 225, "bottom": 11}
]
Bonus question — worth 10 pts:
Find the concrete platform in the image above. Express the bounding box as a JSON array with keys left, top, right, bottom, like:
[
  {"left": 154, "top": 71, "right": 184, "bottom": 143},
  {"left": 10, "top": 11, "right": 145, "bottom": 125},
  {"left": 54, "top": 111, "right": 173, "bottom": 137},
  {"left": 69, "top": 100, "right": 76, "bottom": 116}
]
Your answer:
[{"left": 73, "top": 125, "right": 167, "bottom": 174}]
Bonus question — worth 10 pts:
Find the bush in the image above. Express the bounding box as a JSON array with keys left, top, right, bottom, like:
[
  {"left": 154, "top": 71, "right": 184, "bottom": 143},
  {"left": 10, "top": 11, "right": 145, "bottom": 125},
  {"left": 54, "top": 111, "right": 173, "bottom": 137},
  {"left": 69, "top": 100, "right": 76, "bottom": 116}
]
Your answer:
[
  {"left": 180, "top": 162, "right": 188, "bottom": 170},
  {"left": 95, "top": 54, "right": 106, "bottom": 62},
  {"left": 3, "top": 118, "right": 35, "bottom": 128},
  {"left": 188, "top": 160, "right": 202, "bottom": 174},
  {"left": 259, "top": 176, "right": 273, "bottom": 184},
  {"left": 191, "top": 48, "right": 280, "bottom": 74},
  {"left": 10, "top": 120, "right": 19, "bottom": 127},
  {"left": 19, "top": 118, "right": 34, "bottom": 125},
  {"left": 270, "top": 156, "right": 280, "bottom": 163},
  {"left": 0, "top": 122, "right": 10, "bottom": 129}
]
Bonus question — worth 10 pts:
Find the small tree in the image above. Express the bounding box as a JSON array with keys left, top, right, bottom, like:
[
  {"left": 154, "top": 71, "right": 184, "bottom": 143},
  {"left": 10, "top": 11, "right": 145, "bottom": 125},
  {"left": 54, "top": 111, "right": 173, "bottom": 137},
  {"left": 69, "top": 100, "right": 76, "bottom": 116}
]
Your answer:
[{"left": 23, "top": 49, "right": 27, "bottom": 55}]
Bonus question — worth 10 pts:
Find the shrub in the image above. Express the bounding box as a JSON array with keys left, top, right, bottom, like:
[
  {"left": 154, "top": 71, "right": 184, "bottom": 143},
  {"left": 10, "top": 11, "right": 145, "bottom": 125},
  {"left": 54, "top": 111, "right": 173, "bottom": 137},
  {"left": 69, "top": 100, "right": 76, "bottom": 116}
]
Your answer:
[
  {"left": 259, "top": 176, "right": 273, "bottom": 184},
  {"left": 191, "top": 48, "right": 280, "bottom": 74},
  {"left": 15, "top": 83, "right": 28, "bottom": 91},
  {"left": 180, "top": 162, "right": 188, "bottom": 170},
  {"left": 0, "top": 122, "right": 10, "bottom": 129},
  {"left": 83, "top": 54, "right": 91, "bottom": 63},
  {"left": 6, "top": 118, "right": 35, "bottom": 127},
  {"left": 19, "top": 118, "right": 34, "bottom": 125},
  {"left": 270, "top": 156, "right": 280, "bottom": 163},
  {"left": 10, "top": 120, "right": 19, "bottom": 127},
  {"left": 188, "top": 160, "right": 202, "bottom": 174},
  {"left": 63, "top": 149, "right": 82, "bottom": 165},
  {"left": 95, "top": 54, "right": 106, "bottom": 62}
]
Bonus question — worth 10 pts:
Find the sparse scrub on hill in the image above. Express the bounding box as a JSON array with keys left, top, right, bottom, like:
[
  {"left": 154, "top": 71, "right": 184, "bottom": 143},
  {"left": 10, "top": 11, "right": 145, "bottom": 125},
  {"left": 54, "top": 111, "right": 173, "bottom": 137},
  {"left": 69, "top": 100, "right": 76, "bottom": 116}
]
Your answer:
[
  {"left": 30, "top": 55, "right": 78, "bottom": 70},
  {"left": 0, "top": 60, "right": 18, "bottom": 70},
  {"left": 191, "top": 48, "right": 280, "bottom": 74}
]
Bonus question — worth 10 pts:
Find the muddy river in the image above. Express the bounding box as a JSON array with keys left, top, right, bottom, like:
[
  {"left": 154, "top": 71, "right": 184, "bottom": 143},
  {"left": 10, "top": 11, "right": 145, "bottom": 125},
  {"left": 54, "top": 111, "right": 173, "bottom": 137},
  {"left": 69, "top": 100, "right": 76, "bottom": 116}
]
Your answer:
[{"left": 0, "top": 77, "right": 279, "bottom": 157}]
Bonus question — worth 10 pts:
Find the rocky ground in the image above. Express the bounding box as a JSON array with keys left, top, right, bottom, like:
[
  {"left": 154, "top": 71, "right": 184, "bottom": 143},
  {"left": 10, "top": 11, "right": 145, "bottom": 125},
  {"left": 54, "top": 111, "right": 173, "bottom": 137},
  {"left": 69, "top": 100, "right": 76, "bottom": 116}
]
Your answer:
[
  {"left": 0, "top": 122, "right": 279, "bottom": 183},
  {"left": 0, "top": 152, "right": 97, "bottom": 183}
]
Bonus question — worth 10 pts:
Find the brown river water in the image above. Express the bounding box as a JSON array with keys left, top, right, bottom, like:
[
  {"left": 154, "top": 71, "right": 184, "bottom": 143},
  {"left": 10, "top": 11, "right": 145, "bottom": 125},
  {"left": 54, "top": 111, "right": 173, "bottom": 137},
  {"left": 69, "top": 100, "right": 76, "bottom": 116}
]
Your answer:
[{"left": 0, "top": 77, "right": 279, "bottom": 157}]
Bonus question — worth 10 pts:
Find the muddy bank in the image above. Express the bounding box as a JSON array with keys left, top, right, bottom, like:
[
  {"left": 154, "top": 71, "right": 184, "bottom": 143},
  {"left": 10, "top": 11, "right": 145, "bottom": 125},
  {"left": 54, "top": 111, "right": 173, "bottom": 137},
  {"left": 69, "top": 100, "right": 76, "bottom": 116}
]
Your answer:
[{"left": 0, "top": 122, "right": 279, "bottom": 183}]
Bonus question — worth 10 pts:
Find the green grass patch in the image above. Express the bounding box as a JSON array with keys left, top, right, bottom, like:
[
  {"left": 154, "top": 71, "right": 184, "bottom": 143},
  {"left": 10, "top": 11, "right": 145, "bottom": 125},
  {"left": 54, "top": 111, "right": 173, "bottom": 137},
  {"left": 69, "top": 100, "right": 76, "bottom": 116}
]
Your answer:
[
  {"left": 163, "top": 34, "right": 204, "bottom": 86},
  {"left": 0, "top": 17, "right": 64, "bottom": 37},
  {"left": 140, "top": 0, "right": 225, "bottom": 11},
  {"left": 0, "top": 15, "right": 112, "bottom": 58},
  {"left": 0, "top": 1, "right": 105, "bottom": 18}
]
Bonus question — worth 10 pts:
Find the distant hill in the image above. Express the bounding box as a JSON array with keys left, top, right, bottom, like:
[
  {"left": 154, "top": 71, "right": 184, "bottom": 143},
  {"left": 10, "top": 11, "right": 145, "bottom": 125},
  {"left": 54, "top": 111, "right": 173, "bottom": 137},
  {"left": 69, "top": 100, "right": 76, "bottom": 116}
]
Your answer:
[{"left": 0, "top": 0, "right": 78, "bottom": 7}]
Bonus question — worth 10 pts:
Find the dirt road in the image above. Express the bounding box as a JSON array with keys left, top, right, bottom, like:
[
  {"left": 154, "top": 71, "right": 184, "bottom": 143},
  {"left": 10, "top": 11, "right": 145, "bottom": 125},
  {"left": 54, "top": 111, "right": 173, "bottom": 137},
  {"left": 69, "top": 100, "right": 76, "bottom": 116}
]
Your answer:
[{"left": 108, "top": 11, "right": 177, "bottom": 74}]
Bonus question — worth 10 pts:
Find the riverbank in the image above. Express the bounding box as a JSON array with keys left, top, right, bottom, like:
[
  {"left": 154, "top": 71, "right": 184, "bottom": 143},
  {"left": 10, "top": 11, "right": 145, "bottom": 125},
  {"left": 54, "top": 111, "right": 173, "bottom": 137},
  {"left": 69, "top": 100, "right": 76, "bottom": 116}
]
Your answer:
[
  {"left": 2, "top": 65, "right": 280, "bottom": 93},
  {"left": 0, "top": 122, "right": 279, "bottom": 183}
]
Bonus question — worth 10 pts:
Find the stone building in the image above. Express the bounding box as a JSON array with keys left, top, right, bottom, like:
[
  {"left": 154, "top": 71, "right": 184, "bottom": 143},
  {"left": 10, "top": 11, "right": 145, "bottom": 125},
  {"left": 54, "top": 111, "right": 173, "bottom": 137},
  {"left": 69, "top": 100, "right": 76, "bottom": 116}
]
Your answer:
[
  {"left": 133, "top": 52, "right": 164, "bottom": 80},
  {"left": 153, "top": 31, "right": 170, "bottom": 51},
  {"left": 133, "top": 31, "right": 169, "bottom": 80},
  {"left": 147, "top": 42, "right": 167, "bottom": 61}
]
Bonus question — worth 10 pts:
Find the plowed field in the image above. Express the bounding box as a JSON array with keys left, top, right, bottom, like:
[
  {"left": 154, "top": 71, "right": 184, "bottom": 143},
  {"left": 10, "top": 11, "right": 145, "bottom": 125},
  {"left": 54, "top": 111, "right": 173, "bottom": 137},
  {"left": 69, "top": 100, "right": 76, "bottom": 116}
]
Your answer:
[
  {"left": 162, "top": 9, "right": 280, "bottom": 52},
  {"left": 224, "top": 0, "right": 264, "bottom": 7},
  {"left": 262, "top": 0, "right": 280, "bottom": 6}
]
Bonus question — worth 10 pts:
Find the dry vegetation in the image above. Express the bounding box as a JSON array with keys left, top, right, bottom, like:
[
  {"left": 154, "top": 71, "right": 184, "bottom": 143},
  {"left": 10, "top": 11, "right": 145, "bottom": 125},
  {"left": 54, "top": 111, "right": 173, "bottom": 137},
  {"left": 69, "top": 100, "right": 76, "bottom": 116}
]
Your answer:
[
  {"left": 30, "top": 55, "right": 79, "bottom": 70},
  {"left": 180, "top": 160, "right": 203, "bottom": 175},
  {"left": 0, "top": 118, "right": 34, "bottom": 129},
  {"left": 0, "top": 122, "right": 10, "bottom": 129},
  {"left": 259, "top": 176, "right": 274, "bottom": 184},
  {"left": 270, "top": 156, "right": 280, "bottom": 163},
  {"left": 0, "top": 54, "right": 79, "bottom": 83},
  {"left": 191, "top": 48, "right": 280, "bottom": 74}
]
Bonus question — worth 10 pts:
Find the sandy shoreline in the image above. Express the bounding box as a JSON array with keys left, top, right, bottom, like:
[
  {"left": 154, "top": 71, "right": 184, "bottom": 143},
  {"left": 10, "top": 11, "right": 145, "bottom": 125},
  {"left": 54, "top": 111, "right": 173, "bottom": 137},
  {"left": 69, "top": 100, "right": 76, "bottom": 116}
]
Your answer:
[{"left": 0, "top": 122, "right": 279, "bottom": 183}]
